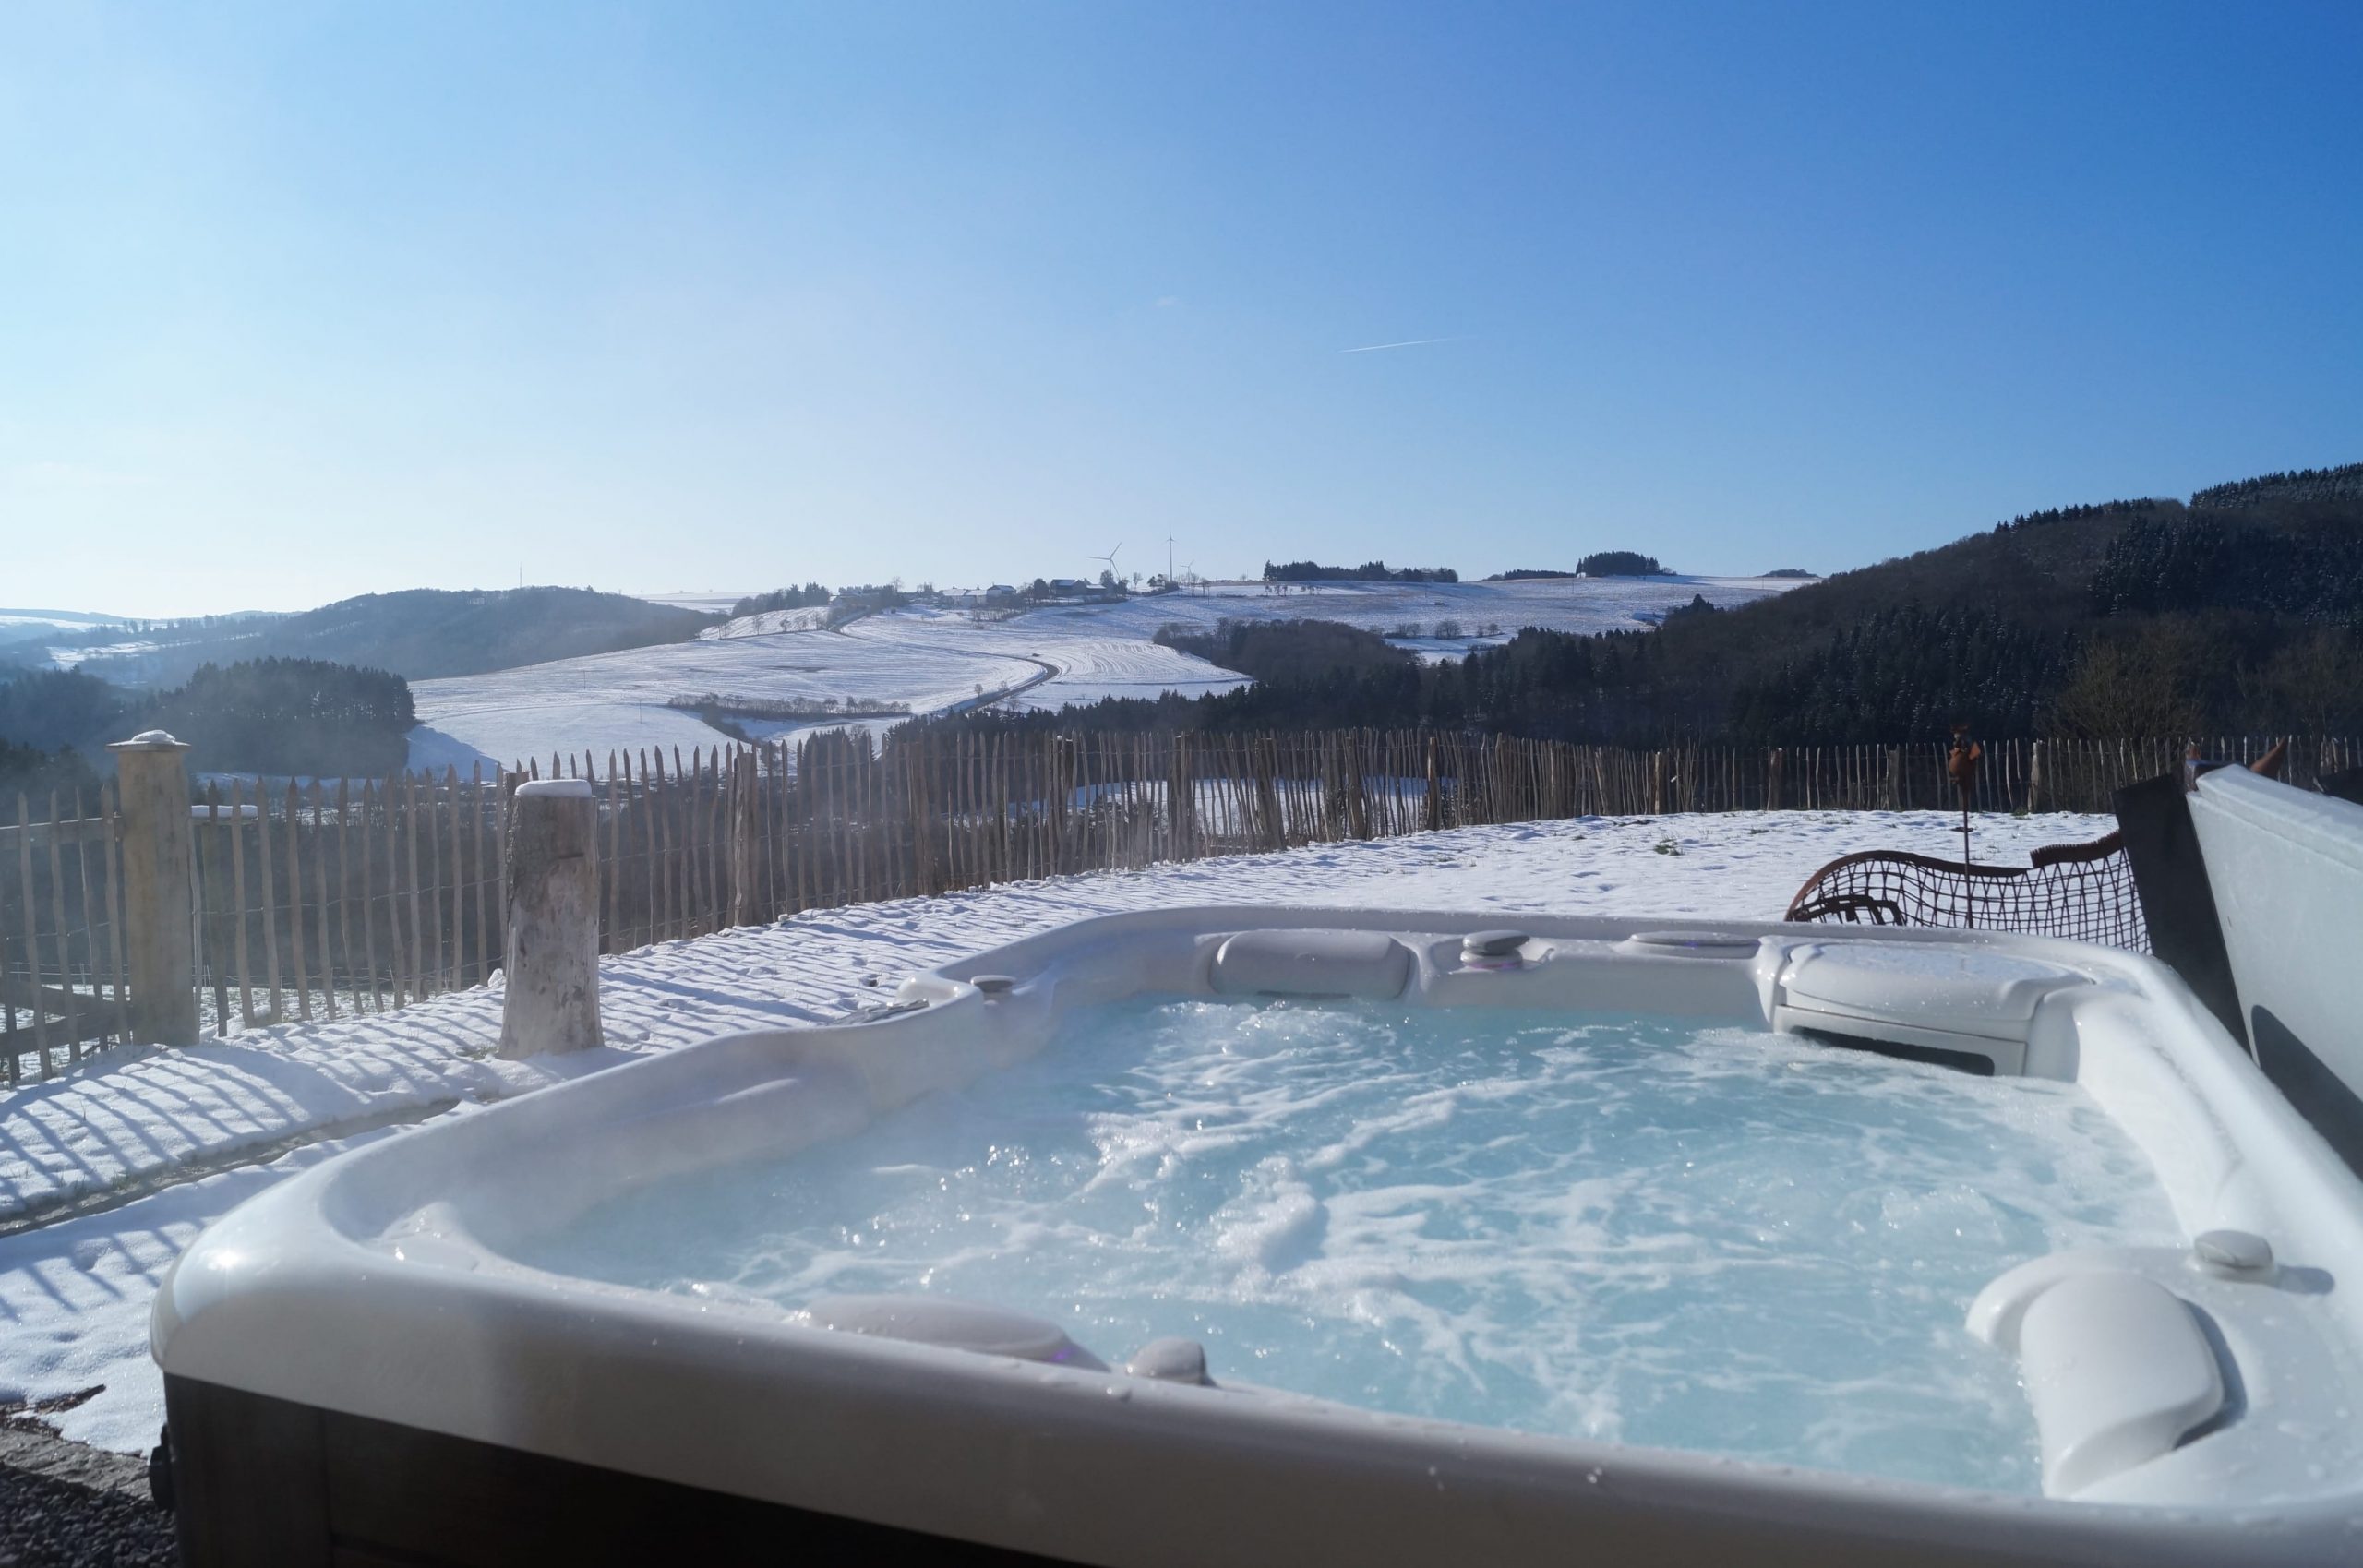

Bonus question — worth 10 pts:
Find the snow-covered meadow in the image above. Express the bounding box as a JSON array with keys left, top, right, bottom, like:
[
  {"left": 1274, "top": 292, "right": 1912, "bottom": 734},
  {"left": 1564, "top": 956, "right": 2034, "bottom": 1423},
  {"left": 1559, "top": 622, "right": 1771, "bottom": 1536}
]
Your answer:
[
  {"left": 405, "top": 574, "right": 1807, "bottom": 771},
  {"left": 0, "top": 808, "right": 2095, "bottom": 1454}
]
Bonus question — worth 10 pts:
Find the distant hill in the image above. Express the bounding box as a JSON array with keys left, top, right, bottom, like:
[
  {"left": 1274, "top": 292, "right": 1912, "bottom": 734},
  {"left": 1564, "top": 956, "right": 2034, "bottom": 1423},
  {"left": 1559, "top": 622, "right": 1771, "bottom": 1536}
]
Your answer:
[
  {"left": 913, "top": 464, "right": 2363, "bottom": 746},
  {"left": 1494, "top": 472, "right": 2363, "bottom": 742},
  {"left": 64, "top": 588, "right": 711, "bottom": 686}
]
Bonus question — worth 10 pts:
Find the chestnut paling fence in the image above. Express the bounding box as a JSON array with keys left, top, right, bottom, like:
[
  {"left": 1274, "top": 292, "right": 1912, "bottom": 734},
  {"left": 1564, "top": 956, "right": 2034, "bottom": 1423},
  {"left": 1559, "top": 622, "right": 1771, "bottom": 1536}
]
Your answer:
[{"left": 4, "top": 730, "right": 2357, "bottom": 1083}]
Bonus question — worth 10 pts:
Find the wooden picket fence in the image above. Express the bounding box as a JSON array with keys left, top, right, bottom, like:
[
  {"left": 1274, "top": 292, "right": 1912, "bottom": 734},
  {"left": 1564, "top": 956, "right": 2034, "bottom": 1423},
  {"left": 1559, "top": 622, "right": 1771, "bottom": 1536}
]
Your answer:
[
  {"left": 0, "top": 787, "right": 125, "bottom": 1084},
  {"left": 4, "top": 730, "right": 2357, "bottom": 1080}
]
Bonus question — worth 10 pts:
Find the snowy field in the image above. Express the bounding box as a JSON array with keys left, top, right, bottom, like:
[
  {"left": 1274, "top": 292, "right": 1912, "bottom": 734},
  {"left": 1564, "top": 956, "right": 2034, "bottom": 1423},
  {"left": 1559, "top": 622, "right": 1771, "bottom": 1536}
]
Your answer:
[
  {"left": 404, "top": 619, "right": 1050, "bottom": 772},
  {"left": 0, "top": 808, "right": 2099, "bottom": 1454},
  {"left": 1025, "top": 572, "right": 1804, "bottom": 649},
  {"left": 405, "top": 574, "right": 1805, "bottom": 771}
]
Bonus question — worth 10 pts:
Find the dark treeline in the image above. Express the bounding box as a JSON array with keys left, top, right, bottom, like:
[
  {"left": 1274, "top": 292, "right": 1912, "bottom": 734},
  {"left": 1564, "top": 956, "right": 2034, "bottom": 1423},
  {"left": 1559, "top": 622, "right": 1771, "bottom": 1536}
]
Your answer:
[
  {"left": 729, "top": 582, "right": 833, "bottom": 617},
  {"left": 0, "top": 737, "right": 102, "bottom": 812},
  {"left": 2089, "top": 514, "right": 2363, "bottom": 618},
  {"left": 138, "top": 658, "right": 416, "bottom": 777},
  {"left": 1575, "top": 551, "right": 1669, "bottom": 576},
  {"left": 1262, "top": 559, "right": 1458, "bottom": 583},
  {"left": 910, "top": 466, "right": 2363, "bottom": 748},
  {"left": 1153, "top": 619, "right": 1412, "bottom": 683},
  {"left": 2190, "top": 461, "right": 2363, "bottom": 510},
  {"left": 0, "top": 657, "right": 417, "bottom": 786},
  {"left": 0, "top": 668, "right": 125, "bottom": 752}
]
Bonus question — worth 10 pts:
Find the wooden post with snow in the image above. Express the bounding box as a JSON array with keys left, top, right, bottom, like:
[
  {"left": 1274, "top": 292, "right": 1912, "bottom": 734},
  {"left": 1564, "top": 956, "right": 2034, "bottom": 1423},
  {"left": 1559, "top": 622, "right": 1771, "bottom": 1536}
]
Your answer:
[
  {"left": 498, "top": 778, "right": 603, "bottom": 1059},
  {"left": 108, "top": 730, "right": 199, "bottom": 1047}
]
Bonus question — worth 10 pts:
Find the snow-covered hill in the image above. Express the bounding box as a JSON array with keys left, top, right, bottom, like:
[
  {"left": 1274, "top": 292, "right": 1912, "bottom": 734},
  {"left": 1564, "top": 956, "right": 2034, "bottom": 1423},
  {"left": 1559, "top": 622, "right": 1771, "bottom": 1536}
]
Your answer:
[{"left": 407, "top": 574, "right": 1808, "bottom": 771}]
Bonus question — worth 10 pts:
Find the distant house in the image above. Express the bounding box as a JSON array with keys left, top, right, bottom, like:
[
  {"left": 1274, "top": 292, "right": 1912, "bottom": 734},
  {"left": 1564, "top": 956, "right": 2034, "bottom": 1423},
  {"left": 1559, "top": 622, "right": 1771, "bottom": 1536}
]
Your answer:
[
  {"left": 1049, "top": 578, "right": 1090, "bottom": 596},
  {"left": 985, "top": 584, "right": 1018, "bottom": 600}
]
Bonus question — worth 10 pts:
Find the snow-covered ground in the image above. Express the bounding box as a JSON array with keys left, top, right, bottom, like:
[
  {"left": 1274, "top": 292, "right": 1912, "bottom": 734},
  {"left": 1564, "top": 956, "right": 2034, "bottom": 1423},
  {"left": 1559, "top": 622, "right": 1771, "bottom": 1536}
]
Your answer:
[
  {"left": 405, "top": 574, "right": 1806, "bottom": 771},
  {"left": 0, "top": 808, "right": 2097, "bottom": 1454},
  {"left": 1034, "top": 573, "right": 1802, "bottom": 646},
  {"left": 835, "top": 608, "right": 1250, "bottom": 711},
  {"left": 403, "top": 620, "right": 1049, "bottom": 772},
  {"left": 698, "top": 604, "right": 833, "bottom": 639}
]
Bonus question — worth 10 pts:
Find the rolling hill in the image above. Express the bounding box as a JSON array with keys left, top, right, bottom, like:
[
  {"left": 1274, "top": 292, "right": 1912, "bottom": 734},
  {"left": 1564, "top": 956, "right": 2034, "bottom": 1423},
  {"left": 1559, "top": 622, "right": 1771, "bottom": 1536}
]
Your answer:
[
  {"left": 51, "top": 588, "right": 714, "bottom": 686},
  {"left": 918, "top": 464, "right": 2363, "bottom": 747}
]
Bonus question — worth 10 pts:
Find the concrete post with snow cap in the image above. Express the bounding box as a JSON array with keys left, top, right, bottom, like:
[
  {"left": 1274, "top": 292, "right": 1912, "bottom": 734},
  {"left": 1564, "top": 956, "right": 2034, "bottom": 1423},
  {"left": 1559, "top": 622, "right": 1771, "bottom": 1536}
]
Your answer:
[{"left": 498, "top": 778, "right": 604, "bottom": 1059}]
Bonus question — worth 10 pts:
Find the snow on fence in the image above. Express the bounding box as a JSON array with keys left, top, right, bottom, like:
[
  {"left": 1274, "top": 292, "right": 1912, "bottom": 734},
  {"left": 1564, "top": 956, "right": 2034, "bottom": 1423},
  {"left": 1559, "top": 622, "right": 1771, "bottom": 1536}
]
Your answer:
[{"left": 3, "top": 730, "right": 2357, "bottom": 1079}]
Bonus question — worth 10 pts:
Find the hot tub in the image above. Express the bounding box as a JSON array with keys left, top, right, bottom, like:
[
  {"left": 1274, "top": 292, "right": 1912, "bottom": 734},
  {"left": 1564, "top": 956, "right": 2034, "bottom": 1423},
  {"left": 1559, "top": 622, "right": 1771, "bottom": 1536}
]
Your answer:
[{"left": 152, "top": 908, "right": 2363, "bottom": 1565}]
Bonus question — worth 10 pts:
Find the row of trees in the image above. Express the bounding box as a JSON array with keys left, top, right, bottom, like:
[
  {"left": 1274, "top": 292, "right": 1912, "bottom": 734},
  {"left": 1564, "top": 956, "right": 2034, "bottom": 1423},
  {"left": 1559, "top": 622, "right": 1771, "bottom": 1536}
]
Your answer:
[
  {"left": 727, "top": 582, "right": 833, "bottom": 617},
  {"left": 1261, "top": 559, "right": 1459, "bottom": 583},
  {"left": 922, "top": 610, "right": 2363, "bottom": 749}
]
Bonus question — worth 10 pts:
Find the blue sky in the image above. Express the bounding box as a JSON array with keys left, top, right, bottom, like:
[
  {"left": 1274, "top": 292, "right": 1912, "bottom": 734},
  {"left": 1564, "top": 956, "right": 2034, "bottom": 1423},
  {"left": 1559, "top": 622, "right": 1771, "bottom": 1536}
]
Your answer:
[{"left": 4, "top": 2, "right": 2359, "bottom": 617}]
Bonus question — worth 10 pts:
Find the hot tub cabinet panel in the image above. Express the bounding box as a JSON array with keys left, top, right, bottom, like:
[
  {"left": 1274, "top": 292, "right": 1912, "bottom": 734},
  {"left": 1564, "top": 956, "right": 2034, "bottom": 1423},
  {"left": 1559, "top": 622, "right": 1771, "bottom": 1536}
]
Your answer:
[
  {"left": 162, "top": 1379, "right": 1055, "bottom": 1568},
  {"left": 153, "top": 908, "right": 2363, "bottom": 1567}
]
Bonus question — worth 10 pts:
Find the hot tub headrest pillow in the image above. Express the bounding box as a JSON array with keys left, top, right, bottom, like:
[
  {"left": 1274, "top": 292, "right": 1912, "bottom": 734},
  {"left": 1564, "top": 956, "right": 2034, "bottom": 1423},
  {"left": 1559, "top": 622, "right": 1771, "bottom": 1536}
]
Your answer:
[{"left": 1211, "top": 929, "right": 1413, "bottom": 999}]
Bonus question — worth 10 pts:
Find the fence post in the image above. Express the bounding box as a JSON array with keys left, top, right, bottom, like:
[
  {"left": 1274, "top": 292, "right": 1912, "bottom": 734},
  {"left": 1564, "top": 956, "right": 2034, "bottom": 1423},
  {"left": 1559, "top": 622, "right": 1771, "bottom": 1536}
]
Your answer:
[
  {"left": 498, "top": 779, "right": 604, "bottom": 1059},
  {"left": 108, "top": 730, "right": 199, "bottom": 1047},
  {"left": 2028, "top": 739, "right": 2047, "bottom": 813},
  {"left": 730, "top": 748, "right": 760, "bottom": 926}
]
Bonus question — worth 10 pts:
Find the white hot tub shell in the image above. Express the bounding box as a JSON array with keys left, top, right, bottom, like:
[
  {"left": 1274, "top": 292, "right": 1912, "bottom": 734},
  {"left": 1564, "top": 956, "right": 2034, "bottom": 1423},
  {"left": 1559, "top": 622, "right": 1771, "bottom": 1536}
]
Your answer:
[{"left": 152, "top": 908, "right": 2363, "bottom": 1566}]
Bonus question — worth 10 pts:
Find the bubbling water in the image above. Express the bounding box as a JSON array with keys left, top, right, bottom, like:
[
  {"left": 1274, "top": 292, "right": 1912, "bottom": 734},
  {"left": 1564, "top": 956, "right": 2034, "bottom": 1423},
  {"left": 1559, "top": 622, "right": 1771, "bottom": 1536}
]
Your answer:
[{"left": 521, "top": 999, "right": 2178, "bottom": 1492}]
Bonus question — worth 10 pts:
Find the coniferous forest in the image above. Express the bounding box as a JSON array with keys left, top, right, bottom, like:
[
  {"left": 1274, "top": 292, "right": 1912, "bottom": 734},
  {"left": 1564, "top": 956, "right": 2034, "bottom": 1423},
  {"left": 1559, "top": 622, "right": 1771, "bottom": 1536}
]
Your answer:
[
  {"left": 914, "top": 465, "right": 2363, "bottom": 748},
  {"left": 0, "top": 657, "right": 415, "bottom": 780}
]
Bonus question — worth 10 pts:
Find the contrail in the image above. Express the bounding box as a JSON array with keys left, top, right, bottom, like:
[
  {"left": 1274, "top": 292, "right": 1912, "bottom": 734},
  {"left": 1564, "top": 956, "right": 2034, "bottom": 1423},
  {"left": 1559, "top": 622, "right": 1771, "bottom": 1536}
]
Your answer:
[{"left": 1340, "top": 335, "right": 1464, "bottom": 353}]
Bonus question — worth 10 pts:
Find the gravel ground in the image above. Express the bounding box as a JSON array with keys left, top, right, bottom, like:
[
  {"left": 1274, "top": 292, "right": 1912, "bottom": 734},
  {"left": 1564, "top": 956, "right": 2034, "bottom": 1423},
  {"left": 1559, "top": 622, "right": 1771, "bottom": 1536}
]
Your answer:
[{"left": 0, "top": 1406, "right": 174, "bottom": 1568}]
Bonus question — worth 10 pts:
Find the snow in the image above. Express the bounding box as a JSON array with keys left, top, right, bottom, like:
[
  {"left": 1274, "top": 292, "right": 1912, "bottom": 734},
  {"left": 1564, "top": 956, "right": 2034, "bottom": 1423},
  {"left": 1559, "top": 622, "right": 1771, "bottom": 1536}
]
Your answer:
[
  {"left": 403, "top": 620, "right": 1044, "bottom": 772},
  {"left": 1042, "top": 573, "right": 1805, "bottom": 645},
  {"left": 404, "top": 575, "right": 1807, "bottom": 771},
  {"left": 833, "top": 608, "right": 1249, "bottom": 711},
  {"left": 0, "top": 808, "right": 2101, "bottom": 1454},
  {"left": 700, "top": 605, "right": 832, "bottom": 639}
]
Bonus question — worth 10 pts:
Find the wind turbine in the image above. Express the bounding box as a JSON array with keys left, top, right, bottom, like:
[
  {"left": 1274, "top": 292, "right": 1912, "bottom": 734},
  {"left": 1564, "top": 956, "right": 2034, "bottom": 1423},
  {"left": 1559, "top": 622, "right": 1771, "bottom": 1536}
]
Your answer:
[{"left": 1090, "top": 542, "right": 1122, "bottom": 589}]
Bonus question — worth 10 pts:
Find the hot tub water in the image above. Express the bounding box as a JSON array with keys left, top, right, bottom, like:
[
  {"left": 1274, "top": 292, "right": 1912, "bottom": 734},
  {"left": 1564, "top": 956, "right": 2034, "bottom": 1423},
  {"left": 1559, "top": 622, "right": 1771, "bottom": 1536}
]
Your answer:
[{"left": 521, "top": 999, "right": 2179, "bottom": 1492}]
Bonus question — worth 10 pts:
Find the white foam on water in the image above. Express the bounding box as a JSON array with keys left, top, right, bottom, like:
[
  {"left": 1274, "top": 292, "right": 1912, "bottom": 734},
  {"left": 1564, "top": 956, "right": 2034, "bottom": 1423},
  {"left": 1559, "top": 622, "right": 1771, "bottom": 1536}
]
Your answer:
[{"left": 519, "top": 999, "right": 2180, "bottom": 1491}]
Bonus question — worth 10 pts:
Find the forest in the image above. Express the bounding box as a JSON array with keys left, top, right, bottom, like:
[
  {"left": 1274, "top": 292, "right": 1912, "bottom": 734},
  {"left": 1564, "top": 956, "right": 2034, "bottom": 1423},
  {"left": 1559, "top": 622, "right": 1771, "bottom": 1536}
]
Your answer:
[
  {"left": 916, "top": 465, "right": 2363, "bottom": 748},
  {"left": 0, "top": 657, "right": 417, "bottom": 782}
]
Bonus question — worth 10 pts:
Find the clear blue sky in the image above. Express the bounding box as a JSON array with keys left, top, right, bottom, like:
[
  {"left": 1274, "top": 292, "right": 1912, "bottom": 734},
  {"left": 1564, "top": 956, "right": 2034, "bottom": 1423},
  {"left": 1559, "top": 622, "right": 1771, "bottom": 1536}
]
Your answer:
[{"left": 5, "top": 2, "right": 2359, "bottom": 617}]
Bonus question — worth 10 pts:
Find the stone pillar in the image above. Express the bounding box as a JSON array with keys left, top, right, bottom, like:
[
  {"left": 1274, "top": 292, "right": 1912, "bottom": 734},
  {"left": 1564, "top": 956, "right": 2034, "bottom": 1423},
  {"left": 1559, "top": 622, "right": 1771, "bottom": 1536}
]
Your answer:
[
  {"left": 108, "top": 731, "right": 198, "bottom": 1047},
  {"left": 498, "top": 779, "right": 604, "bottom": 1059}
]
